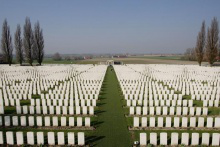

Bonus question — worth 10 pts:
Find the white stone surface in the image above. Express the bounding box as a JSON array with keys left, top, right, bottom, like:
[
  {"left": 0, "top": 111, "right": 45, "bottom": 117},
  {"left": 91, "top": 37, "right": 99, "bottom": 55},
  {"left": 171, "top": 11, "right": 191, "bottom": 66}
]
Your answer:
[
  {"left": 69, "top": 117, "right": 75, "bottom": 126},
  {"left": 171, "top": 133, "right": 178, "bottom": 145},
  {"left": 150, "top": 133, "right": 157, "bottom": 145},
  {"left": 37, "top": 132, "right": 44, "bottom": 145},
  {"left": 77, "top": 117, "right": 82, "bottom": 127},
  {"left": 85, "top": 117, "right": 90, "bottom": 127},
  {"left": 6, "top": 131, "right": 14, "bottom": 145},
  {"left": 27, "top": 132, "right": 35, "bottom": 145},
  {"left": 21, "top": 116, "right": 26, "bottom": 126},
  {"left": 58, "top": 132, "right": 65, "bottom": 145},
  {"left": 160, "top": 133, "right": 167, "bottom": 145},
  {"left": 134, "top": 117, "right": 139, "bottom": 127},
  {"left": 78, "top": 132, "right": 85, "bottom": 145},
  {"left": 16, "top": 132, "right": 24, "bottom": 145},
  {"left": 191, "top": 133, "right": 199, "bottom": 145},
  {"left": 0, "top": 131, "right": 3, "bottom": 144},
  {"left": 201, "top": 133, "right": 209, "bottom": 146},
  {"left": 140, "top": 133, "right": 147, "bottom": 146},
  {"left": 181, "top": 133, "right": 189, "bottom": 145},
  {"left": 68, "top": 132, "right": 75, "bottom": 145},
  {"left": 212, "top": 133, "right": 220, "bottom": 146},
  {"left": 61, "top": 117, "right": 66, "bottom": 126},
  {"left": 48, "top": 132, "right": 55, "bottom": 145}
]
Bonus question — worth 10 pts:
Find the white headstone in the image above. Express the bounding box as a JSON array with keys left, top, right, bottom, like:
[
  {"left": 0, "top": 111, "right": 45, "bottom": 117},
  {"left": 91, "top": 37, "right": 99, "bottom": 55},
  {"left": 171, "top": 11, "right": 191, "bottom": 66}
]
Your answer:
[
  {"left": 157, "top": 117, "right": 163, "bottom": 127},
  {"left": 78, "top": 132, "right": 85, "bottom": 145},
  {"left": 45, "top": 116, "right": 51, "bottom": 126},
  {"left": 58, "top": 132, "right": 65, "bottom": 145},
  {"left": 16, "top": 132, "right": 24, "bottom": 145},
  {"left": 69, "top": 117, "right": 75, "bottom": 126},
  {"left": 171, "top": 133, "right": 178, "bottom": 145},
  {"left": 49, "top": 106, "right": 54, "bottom": 114},
  {"left": 85, "top": 117, "right": 90, "bottom": 127},
  {"left": 214, "top": 117, "right": 220, "bottom": 128},
  {"left": 165, "top": 117, "right": 171, "bottom": 127},
  {"left": 196, "top": 107, "right": 201, "bottom": 116},
  {"left": 27, "top": 132, "right": 35, "bottom": 145},
  {"left": 150, "top": 133, "right": 157, "bottom": 145},
  {"left": 68, "top": 132, "right": 75, "bottom": 145},
  {"left": 140, "top": 133, "right": 147, "bottom": 146},
  {"left": 0, "top": 131, "right": 3, "bottom": 144},
  {"left": 134, "top": 117, "right": 139, "bottom": 127},
  {"left": 174, "top": 117, "right": 180, "bottom": 127},
  {"left": 28, "top": 116, "right": 34, "bottom": 126},
  {"left": 156, "top": 107, "right": 161, "bottom": 115},
  {"left": 56, "top": 106, "right": 61, "bottom": 114},
  {"left": 77, "top": 117, "right": 82, "bottom": 127},
  {"left": 76, "top": 106, "right": 81, "bottom": 115},
  {"left": 201, "top": 133, "right": 209, "bottom": 146},
  {"left": 141, "top": 117, "right": 147, "bottom": 127},
  {"left": 191, "top": 133, "right": 199, "bottom": 145},
  {"left": 182, "top": 117, "right": 188, "bottom": 127},
  {"left": 37, "top": 116, "right": 42, "bottom": 126},
  {"left": 190, "top": 117, "right": 196, "bottom": 127},
  {"left": 181, "top": 133, "right": 189, "bottom": 145},
  {"left": 21, "top": 116, "right": 27, "bottom": 126},
  {"left": 48, "top": 132, "right": 55, "bottom": 145},
  {"left": 170, "top": 107, "right": 175, "bottom": 115},
  {"left": 150, "top": 117, "right": 155, "bottom": 127},
  {"left": 4, "top": 116, "right": 10, "bottom": 126},
  {"left": 61, "top": 117, "right": 66, "bottom": 126},
  {"left": 37, "top": 132, "right": 44, "bottom": 145},
  {"left": 160, "top": 133, "right": 167, "bottom": 145},
  {"left": 62, "top": 106, "right": 67, "bottom": 115},
  {"left": 6, "top": 131, "right": 14, "bottom": 145},
  {"left": 212, "top": 133, "right": 220, "bottom": 146},
  {"left": 207, "top": 117, "right": 213, "bottom": 128},
  {"left": 149, "top": 107, "right": 155, "bottom": 115},
  {"left": 12, "top": 116, "right": 18, "bottom": 126}
]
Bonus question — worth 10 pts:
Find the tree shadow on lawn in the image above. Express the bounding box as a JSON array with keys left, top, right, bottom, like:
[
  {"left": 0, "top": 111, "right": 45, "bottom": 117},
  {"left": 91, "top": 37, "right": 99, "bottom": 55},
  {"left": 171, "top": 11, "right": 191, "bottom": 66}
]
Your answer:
[
  {"left": 95, "top": 110, "right": 106, "bottom": 115},
  {"left": 86, "top": 135, "right": 105, "bottom": 147},
  {"left": 96, "top": 102, "right": 106, "bottom": 107},
  {"left": 92, "top": 120, "right": 104, "bottom": 128}
]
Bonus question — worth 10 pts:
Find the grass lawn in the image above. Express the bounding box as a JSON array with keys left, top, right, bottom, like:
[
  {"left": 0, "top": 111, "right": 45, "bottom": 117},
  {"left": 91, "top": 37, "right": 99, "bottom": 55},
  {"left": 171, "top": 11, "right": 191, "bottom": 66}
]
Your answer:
[
  {"left": 132, "top": 55, "right": 184, "bottom": 60},
  {"left": 93, "top": 66, "right": 131, "bottom": 147}
]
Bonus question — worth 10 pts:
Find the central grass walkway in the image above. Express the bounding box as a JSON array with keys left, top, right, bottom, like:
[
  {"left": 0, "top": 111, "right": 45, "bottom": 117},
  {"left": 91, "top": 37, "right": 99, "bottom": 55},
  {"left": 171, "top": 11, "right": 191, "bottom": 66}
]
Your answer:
[{"left": 95, "top": 66, "right": 131, "bottom": 147}]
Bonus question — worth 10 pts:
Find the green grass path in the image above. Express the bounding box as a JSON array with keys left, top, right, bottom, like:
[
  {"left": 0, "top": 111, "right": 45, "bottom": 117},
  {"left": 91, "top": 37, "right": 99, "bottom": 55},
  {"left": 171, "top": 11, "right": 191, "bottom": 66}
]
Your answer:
[{"left": 95, "top": 66, "right": 131, "bottom": 147}]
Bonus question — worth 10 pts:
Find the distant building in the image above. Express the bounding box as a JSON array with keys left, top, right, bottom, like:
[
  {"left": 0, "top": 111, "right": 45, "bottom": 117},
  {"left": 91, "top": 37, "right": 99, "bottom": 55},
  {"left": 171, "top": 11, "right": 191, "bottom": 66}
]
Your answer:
[
  {"left": 100, "top": 60, "right": 123, "bottom": 65},
  {"left": 112, "top": 55, "right": 128, "bottom": 58}
]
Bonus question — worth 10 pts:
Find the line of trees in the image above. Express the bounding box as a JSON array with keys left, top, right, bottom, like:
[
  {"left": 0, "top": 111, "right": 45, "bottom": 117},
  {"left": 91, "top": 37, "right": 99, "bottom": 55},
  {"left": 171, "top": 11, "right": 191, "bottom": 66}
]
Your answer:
[
  {"left": 195, "top": 17, "right": 219, "bottom": 66},
  {"left": 1, "top": 17, "right": 44, "bottom": 66}
]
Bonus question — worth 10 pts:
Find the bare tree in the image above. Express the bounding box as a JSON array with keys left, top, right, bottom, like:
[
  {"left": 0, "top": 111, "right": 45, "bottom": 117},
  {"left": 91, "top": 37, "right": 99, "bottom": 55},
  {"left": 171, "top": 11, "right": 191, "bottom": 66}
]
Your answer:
[
  {"left": 33, "top": 21, "right": 44, "bottom": 65},
  {"left": 23, "top": 17, "right": 34, "bottom": 66},
  {"left": 184, "top": 48, "right": 196, "bottom": 61},
  {"left": 1, "top": 19, "right": 13, "bottom": 66},
  {"left": 195, "top": 21, "right": 206, "bottom": 66},
  {"left": 206, "top": 17, "right": 219, "bottom": 66},
  {"left": 14, "top": 24, "right": 23, "bottom": 65},
  {"left": 53, "top": 52, "right": 62, "bottom": 61}
]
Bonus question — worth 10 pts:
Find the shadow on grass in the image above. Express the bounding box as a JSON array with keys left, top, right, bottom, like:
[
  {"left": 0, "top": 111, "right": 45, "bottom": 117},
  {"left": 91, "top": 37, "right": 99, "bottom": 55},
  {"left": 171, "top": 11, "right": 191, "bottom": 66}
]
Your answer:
[
  {"left": 97, "top": 102, "right": 106, "bottom": 106},
  {"left": 92, "top": 120, "right": 104, "bottom": 128},
  {"left": 95, "top": 110, "right": 106, "bottom": 115},
  {"left": 86, "top": 135, "right": 105, "bottom": 146}
]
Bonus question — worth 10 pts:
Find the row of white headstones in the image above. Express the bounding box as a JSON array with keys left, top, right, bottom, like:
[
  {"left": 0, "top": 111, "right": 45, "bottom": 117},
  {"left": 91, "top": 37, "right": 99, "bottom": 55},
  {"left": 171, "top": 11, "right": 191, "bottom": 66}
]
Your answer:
[
  {"left": 0, "top": 131, "right": 85, "bottom": 145},
  {"left": 140, "top": 132, "right": 220, "bottom": 146},
  {"left": 1, "top": 115, "right": 90, "bottom": 127},
  {"left": 114, "top": 64, "right": 220, "bottom": 146},
  {"left": 0, "top": 64, "right": 107, "bottom": 145}
]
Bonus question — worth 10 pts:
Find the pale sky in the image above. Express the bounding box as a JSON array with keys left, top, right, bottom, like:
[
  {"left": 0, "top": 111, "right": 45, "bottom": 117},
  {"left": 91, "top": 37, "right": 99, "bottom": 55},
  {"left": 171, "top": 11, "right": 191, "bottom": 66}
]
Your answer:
[{"left": 1, "top": 0, "right": 220, "bottom": 54}]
